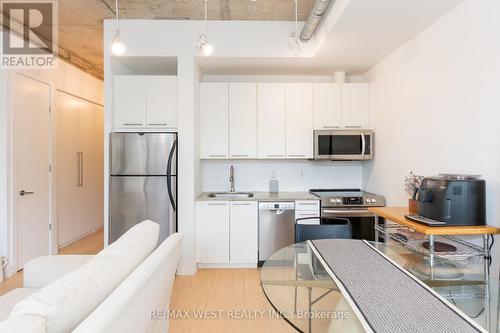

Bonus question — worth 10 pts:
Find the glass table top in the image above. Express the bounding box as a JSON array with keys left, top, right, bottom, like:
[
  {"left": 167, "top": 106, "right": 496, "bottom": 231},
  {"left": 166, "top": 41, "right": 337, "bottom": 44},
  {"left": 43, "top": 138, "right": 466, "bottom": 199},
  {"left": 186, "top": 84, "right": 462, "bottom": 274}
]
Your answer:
[{"left": 260, "top": 241, "right": 500, "bottom": 333}]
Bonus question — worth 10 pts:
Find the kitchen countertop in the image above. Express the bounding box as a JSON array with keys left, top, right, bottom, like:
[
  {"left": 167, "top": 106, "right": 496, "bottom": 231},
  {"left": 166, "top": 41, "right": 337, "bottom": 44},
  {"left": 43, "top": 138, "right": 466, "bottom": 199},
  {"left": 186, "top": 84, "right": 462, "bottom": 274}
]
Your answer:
[
  {"left": 196, "top": 191, "right": 319, "bottom": 202},
  {"left": 369, "top": 206, "right": 500, "bottom": 235}
]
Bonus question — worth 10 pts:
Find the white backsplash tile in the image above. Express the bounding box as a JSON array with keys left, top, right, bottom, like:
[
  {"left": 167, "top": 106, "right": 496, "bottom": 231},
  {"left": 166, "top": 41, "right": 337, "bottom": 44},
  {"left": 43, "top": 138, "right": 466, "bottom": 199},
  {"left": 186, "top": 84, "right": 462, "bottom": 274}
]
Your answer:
[{"left": 201, "top": 160, "right": 363, "bottom": 192}]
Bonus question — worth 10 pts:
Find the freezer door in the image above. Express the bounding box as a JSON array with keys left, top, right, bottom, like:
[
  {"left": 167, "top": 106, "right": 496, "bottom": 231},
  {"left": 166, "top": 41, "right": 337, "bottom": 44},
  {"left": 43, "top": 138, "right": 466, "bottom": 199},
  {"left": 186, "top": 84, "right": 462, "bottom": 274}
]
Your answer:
[
  {"left": 110, "top": 133, "right": 177, "bottom": 176},
  {"left": 109, "top": 176, "right": 176, "bottom": 244}
]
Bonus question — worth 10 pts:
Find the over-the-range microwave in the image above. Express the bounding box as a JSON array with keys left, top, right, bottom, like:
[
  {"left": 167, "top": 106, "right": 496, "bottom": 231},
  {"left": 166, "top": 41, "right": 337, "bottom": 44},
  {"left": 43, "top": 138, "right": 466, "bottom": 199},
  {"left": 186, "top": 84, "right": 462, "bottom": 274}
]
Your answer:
[{"left": 314, "top": 129, "right": 374, "bottom": 161}]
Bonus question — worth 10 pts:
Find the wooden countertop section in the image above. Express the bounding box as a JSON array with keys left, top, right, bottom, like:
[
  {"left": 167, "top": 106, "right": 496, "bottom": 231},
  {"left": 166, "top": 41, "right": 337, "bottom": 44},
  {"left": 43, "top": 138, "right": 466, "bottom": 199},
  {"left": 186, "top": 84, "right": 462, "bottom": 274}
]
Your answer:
[{"left": 369, "top": 207, "right": 500, "bottom": 236}]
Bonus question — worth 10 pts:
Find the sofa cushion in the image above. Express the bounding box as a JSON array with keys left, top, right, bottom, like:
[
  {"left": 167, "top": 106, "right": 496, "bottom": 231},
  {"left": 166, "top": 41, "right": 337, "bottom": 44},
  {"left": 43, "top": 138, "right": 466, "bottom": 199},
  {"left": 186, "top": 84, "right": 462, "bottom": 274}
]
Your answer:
[
  {"left": 0, "top": 288, "right": 38, "bottom": 321},
  {"left": 0, "top": 314, "right": 46, "bottom": 333},
  {"left": 11, "top": 220, "right": 159, "bottom": 333},
  {"left": 24, "top": 255, "right": 93, "bottom": 289}
]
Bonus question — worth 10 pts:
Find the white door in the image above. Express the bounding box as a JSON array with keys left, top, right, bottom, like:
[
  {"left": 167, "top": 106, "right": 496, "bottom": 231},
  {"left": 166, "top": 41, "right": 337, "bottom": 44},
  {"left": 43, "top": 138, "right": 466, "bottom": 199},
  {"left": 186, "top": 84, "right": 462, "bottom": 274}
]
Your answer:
[
  {"left": 342, "top": 84, "right": 370, "bottom": 129},
  {"left": 285, "top": 83, "right": 314, "bottom": 159},
  {"left": 258, "top": 83, "right": 286, "bottom": 159},
  {"left": 230, "top": 201, "right": 258, "bottom": 264},
  {"left": 314, "top": 83, "right": 342, "bottom": 130},
  {"left": 55, "top": 91, "right": 81, "bottom": 245},
  {"left": 146, "top": 76, "right": 178, "bottom": 129},
  {"left": 114, "top": 75, "right": 147, "bottom": 129},
  {"left": 200, "top": 83, "right": 229, "bottom": 159},
  {"left": 14, "top": 74, "right": 51, "bottom": 268},
  {"left": 78, "top": 100, "right": 103, "bottom": 235},
  {"left": 229, "top": 83, "right": 257, "bottom": 159},
  {"left": 196, "top": 201, "right": 230, "bottom": 263}
]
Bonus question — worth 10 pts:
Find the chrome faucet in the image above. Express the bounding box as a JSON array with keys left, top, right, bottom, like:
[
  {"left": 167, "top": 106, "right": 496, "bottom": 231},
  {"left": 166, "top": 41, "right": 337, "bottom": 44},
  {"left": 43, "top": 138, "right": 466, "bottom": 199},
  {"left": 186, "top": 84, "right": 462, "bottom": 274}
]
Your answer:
[{"left": 229, "top": 165, "right": 235, "bottom": 192}]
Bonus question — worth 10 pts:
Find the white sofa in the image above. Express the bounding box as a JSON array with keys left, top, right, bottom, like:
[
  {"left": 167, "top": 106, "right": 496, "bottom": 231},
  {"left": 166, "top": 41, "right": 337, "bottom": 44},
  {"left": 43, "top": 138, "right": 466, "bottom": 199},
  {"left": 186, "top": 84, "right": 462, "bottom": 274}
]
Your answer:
[{"left": 0, "top": 220, "right": 182, "bottom": 333}]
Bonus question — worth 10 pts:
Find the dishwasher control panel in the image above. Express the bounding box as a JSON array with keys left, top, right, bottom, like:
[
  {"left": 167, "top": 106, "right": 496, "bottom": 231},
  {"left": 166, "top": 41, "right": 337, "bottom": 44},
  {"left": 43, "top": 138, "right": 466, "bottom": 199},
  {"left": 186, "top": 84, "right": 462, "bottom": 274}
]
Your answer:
[{"left": 259, "top": 202, "right": 295, "bottom": 210}]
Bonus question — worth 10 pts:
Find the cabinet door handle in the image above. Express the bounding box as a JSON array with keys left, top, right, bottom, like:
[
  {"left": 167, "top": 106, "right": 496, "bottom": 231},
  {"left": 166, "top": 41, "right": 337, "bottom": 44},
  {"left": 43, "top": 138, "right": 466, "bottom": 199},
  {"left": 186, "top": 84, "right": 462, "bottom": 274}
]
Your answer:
[
  {"left": 76, "top": 152, "right": 81, "bottom": 187},
  {"left": 266, "top": 154, "right": 284, "bottom": 158},
  {"left": 232, "top": 203, "right": 252, "bottom": 206},
  {"left": 288, "top": 154, "right": 306, "bottom": 158},
  {"left": 80, "top": 152, "right": 84, "bottom": 187},
  {"left": 207, "top": 203, "right": 228, "bottom": 206},
  {"left": 344, "top": 125, "right": 362, "bottom": 129},
  {"left": 231, "top": 154, "right": 249, "bottom": 158},
  {"left": 209, "top": 154, "right": 227, "bottom": 158},
  {"left": 148, "top": 123, "right": 167, "bottom": 126},
  {"left": 123, "top": 123, "right": 144, "bottom": 126},
  {"left": 323, "top": 126, "right": 340, "bottom": 129}
]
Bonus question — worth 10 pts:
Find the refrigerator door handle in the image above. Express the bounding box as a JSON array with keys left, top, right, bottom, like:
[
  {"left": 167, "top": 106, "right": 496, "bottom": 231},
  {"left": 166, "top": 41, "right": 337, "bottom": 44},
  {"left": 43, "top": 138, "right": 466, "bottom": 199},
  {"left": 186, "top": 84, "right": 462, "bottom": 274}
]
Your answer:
[{"left": 167, "top": 139, "right": 177, "bottom": 212}]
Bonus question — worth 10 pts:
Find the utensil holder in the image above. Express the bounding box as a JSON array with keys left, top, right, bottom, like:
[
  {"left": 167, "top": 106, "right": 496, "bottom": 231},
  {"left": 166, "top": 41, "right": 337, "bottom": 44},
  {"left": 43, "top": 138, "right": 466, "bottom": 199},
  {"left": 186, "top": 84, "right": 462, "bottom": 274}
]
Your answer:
[{"left": 409, "top": 199, "right": 418, "bottom": 214}]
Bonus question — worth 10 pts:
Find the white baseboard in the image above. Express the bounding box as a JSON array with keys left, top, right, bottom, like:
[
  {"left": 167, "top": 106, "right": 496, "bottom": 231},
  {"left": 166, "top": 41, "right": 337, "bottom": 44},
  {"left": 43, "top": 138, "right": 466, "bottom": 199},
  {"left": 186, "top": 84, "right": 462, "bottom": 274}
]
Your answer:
[
  {"left": 57, "top": 226, "right": 103, "bottom": 250},
  {"left": 176, "top": 263, "right": 198, "bottom": 276},
  {"left": 197, "top": 263, "right": 258, "bottom": 269}
]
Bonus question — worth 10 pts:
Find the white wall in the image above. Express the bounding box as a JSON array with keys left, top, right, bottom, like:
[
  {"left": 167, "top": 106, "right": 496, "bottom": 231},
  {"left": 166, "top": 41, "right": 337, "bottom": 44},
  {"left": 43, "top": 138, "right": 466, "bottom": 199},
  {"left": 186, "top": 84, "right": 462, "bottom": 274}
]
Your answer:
[
  {"left": 103, "top": 19, "right": 317, "bottom": 275},
  {"left": 202, "top": 160, "right": 362, "bottom": 192},
  {"left": 0, "top": 61, "right": 103, "bottom": 277},
  {"left": 362, "top": 0, "right": 500, "bottom": 271}
]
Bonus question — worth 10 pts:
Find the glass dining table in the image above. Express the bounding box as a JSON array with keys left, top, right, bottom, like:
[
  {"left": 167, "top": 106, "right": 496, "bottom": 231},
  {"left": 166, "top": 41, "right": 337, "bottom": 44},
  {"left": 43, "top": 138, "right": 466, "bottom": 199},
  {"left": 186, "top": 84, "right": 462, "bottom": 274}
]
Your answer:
[{"left": 260, "top": 241, "right": 500, "bottom": 333}]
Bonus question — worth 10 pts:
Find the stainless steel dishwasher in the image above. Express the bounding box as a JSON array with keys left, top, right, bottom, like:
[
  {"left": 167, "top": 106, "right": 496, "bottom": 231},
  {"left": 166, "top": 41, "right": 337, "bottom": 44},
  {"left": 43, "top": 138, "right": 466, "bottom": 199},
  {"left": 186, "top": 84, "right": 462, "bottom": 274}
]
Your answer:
[{"left": 258, "top": 202, "right": 295, "bottom": 266}]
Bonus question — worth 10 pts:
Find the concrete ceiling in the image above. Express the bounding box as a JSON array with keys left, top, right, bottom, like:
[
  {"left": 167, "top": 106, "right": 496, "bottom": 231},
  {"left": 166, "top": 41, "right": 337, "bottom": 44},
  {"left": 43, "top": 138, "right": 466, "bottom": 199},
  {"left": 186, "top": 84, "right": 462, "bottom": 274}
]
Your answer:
[{"left": 57, "top": 0, "right": 315, "bottom": 79}]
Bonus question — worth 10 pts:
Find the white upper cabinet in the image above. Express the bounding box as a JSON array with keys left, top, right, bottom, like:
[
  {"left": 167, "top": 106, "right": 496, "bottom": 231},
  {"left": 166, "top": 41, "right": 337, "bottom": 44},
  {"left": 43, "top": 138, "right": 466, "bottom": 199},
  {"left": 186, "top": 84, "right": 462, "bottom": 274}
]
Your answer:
[
  {"left": 114, "top": 75, "right": 147, "bottom": 128},
  {"left": 200, "top": 83, "right": 229, "bottom": 159},
  {"left": 341, "top": 83, "right": 370, "bottom": 129},
  {"left": 114, "top": 75, "right": 178, "bottom": 130},
  {"left": 285, "top": 83, "right": 314, "bottom": 159},
  {"left": 258, "top": 83, "right": 286, "bottom": 159},
  {"left": 314, "top": 83, "right": 342, "bottom": 130},
  {"left": 146, "top": 76, "right": 178, "bottom": 129},
  {"left": 229, "top": 83, "right": 257, "bottom": 159}
]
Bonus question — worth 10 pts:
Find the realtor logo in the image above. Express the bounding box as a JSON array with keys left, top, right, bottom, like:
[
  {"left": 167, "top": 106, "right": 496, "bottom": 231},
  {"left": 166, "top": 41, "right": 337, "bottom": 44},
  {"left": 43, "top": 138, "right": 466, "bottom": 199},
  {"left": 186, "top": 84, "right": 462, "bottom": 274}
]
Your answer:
[{"left": 1, "top": 0, "right": 58, "bottom": 68}]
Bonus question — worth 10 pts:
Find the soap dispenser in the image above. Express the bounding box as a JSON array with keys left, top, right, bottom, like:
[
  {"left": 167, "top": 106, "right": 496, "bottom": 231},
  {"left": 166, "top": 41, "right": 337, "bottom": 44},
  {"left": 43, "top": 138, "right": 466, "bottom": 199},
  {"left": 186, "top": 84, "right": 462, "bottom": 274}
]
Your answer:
[{"left": 269, "top": 171, "right": 279, "bottom": 193}]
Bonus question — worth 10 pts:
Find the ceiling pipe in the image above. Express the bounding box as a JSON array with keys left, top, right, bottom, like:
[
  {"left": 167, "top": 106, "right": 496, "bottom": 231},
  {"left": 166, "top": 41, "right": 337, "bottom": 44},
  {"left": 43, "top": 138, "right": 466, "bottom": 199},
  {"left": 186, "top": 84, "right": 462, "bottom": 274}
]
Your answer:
[{"left": 300, "top": 0, "right": 335, "bottom": 42}]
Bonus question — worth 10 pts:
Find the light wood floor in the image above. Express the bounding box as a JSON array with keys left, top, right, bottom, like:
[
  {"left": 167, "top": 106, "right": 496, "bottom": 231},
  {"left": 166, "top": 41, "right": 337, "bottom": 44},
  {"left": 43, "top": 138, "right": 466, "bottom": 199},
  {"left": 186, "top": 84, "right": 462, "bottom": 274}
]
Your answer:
[
  {"left": 0, "top": 229, "right": 104, "bottom": 296},
  {"left": 0, "top": 231, "right": 302, "bottom": 332}
]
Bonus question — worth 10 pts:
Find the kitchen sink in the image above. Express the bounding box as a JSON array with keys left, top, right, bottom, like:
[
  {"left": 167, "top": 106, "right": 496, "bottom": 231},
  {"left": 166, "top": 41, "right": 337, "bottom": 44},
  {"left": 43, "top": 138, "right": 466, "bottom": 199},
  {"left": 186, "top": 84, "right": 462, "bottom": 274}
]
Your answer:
[{"left": 207, "top": 192, "right": 254, "bottom": 198}]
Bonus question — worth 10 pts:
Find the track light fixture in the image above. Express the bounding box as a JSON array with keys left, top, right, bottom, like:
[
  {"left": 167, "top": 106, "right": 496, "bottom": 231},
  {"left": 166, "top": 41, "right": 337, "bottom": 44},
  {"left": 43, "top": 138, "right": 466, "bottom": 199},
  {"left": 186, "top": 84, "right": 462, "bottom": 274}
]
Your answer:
[
  {"left": 197, "top": 0, "right": 214, "bottom": 56},
  {"left": 111, "top": 0, "right": 125, "bottom": 56}
]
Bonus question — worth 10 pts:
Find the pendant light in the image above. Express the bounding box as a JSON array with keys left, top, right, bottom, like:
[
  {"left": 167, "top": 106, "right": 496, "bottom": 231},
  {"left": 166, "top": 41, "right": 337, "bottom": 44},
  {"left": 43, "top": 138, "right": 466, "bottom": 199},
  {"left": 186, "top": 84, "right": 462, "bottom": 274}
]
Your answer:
[
  {"left": 111, "top": 0, "right": 125, "bottom": 56},
  {"left": 196, "top": 0, "right": 214, "bottom": 56},
  {"left": 288, "top": 0, "right": 301, "bottom": 56}
]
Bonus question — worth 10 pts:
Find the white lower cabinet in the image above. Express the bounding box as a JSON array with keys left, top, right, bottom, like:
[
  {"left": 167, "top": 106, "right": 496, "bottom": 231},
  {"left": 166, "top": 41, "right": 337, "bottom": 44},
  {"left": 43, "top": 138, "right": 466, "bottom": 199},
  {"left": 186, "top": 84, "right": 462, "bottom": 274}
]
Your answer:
[
  {"left": 197, "top": 201, "right": 258, "bottom": 266},
  {"left": 197, "top": 201, "right": 230, "bottom": 264},
  {"left": 230, "top": 201, "right": 258, "bottom": 264},
  {"left": 295, "top": 200, "right": 320, "bottom": 225}
]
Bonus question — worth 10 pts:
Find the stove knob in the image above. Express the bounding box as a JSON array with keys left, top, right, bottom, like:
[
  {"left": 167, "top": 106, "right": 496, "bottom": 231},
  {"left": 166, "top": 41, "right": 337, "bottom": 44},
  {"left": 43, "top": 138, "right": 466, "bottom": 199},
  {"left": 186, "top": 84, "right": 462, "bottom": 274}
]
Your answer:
[
  {"left": 330, "top": 199, "right": 336, "bottom": 204},
  {"left": 365, "top": 198, "right": 371, "bottom": 203},
  {"left": 336, "top": 199, "right": 342, "bottom": 204},
  {"left": 371, "top": 198, "right": 377, "bottom": 203}
]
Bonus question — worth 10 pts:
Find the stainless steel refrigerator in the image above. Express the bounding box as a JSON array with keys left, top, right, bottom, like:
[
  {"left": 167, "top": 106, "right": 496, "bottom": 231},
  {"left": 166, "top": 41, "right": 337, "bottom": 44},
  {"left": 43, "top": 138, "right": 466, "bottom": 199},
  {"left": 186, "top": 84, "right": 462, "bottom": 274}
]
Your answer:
[{"left": 109, "top": 132, "right": 177, "bottom": 244}]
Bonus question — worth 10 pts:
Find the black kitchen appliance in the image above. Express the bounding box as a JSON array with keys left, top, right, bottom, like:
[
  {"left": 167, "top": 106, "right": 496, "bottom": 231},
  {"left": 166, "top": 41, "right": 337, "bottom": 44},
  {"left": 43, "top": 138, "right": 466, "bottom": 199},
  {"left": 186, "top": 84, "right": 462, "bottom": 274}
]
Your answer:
[{"left": 406, "top": 174, "right": 486, "bottom": 226}]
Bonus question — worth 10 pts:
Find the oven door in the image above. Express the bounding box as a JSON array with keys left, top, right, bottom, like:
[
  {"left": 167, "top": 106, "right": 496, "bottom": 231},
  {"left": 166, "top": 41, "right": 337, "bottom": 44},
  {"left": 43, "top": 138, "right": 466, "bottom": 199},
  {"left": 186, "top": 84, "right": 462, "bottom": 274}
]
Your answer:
[
  {"left": 321, "top": 208, "right": 376, "bottom": 241},
  {"left": 314, "top": 130, "right": 373, "bottom": 161}
]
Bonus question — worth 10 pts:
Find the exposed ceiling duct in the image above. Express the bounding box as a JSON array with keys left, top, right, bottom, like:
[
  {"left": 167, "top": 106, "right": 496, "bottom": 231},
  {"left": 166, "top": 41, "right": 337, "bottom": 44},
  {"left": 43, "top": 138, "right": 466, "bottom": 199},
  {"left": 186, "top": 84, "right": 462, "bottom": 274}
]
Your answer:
[{"left": 300, "top": 0, "right": 335, "bottom": 42}]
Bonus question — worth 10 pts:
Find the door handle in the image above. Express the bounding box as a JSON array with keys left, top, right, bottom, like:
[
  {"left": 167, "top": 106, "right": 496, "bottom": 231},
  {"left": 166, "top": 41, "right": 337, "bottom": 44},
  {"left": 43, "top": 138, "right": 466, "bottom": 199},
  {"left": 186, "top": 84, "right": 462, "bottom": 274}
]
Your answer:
[
  {"left": 19, "top": 190, "right": 34, "bottom": 196},
  {"left": 80, "top": 152, "right": 84, "bottom": 187},
  {"left": 77, "top": 152, "right": 81, "bottom": 187},
  {"left": 361, "top": 134, "right": 366, "bottom": 157}
]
